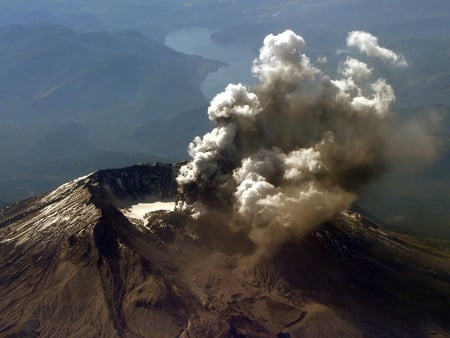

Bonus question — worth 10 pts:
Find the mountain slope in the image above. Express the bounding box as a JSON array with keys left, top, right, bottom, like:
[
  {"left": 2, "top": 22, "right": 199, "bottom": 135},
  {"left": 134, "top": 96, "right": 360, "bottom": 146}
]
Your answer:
[{"left": 0, "top": 163, "right": 449, "bottom": 337}]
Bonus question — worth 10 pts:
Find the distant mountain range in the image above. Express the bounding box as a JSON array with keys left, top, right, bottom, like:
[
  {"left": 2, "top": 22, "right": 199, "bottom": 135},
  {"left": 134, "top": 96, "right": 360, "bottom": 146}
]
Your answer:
[
  {"left": 0, "top": 23, "right": 222, "bottom": 124},
  {"left": 0, "top": 10, "right": 105, "bottom": 32},
  {"left": 0, "top": 23, "right": 222, "bottom": 205}
]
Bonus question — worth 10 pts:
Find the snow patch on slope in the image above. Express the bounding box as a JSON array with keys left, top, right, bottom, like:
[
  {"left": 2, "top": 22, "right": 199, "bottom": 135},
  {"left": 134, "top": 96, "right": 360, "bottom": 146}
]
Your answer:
[
  {"left": 0, "top": 173, "right": 98, "bottom": 245},
  {"left": 121, "top": 201, "right": 175, "bottom": 225}
]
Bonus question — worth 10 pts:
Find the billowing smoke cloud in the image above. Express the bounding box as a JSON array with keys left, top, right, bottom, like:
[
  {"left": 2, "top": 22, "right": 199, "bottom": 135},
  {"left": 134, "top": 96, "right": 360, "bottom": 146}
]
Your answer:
[
  {"left": 347, "top": 31, "right": 408, "bottom": 67},
  {"left": 177, "top": 30, "right": 407, "bottom": 252}
]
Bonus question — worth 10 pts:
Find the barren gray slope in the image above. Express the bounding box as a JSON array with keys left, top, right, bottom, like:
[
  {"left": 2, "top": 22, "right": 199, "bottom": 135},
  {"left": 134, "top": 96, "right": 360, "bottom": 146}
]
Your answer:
[{"left": 0, "top": 163, "right": 449, "bottom": 337}]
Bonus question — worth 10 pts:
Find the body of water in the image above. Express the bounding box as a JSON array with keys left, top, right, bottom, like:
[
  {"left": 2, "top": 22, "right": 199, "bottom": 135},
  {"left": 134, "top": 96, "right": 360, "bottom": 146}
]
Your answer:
[{"left": 165, "top": 27, "right": 257, "bottom": 99}]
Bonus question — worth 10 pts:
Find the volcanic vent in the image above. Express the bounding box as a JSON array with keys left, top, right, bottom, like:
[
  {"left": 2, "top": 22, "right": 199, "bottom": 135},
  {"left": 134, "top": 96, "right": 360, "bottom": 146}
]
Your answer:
[{"left": 176, "top": 30, "right": 435, "bottom": 254}]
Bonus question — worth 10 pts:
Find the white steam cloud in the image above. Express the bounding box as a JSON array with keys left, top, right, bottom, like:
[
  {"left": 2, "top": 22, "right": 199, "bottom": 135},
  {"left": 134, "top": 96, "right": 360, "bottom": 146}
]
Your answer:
[
  {"left": 347, "top": 31, "right": 408, "bottom": 67},
  {"left": 177, "top": 30, "right": 412, "bottom": 252}
]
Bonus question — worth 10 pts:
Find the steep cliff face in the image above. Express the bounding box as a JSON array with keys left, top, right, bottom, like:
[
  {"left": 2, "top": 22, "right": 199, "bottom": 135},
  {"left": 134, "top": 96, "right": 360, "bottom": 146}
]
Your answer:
[{"left": 0, "top": 163, "right": 449, "bottom": 337}]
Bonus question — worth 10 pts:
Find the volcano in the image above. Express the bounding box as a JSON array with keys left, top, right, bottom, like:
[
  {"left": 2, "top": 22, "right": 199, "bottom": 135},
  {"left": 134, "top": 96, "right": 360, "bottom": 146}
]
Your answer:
[{"left": 0, "top": 163, "right": 449, "bottom": 337}]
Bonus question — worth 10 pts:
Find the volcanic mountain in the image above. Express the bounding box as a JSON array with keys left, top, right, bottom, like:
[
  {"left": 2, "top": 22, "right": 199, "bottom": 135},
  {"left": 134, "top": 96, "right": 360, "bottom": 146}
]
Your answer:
[{"left": 0, "top": 163, "right": 449, "bottom": 337}]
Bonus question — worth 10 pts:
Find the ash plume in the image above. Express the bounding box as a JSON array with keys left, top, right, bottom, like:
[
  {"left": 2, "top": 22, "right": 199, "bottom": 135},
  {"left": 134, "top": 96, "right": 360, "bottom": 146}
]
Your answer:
[
  {"left": 176, "top": 30, "right": 414, "bottom": 252},
  {"left": 347, "top": 31, "right": 408, "bottom": 67}
]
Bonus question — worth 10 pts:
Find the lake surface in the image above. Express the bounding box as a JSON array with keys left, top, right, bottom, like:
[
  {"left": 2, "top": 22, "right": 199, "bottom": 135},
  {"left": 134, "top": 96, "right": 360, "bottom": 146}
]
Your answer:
[{"left": 165, "top": 27, "right": 257, "bottom": 99}]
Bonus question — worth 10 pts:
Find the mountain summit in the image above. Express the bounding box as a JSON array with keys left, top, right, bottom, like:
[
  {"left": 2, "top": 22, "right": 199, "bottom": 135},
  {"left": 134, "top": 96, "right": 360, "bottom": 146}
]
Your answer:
[{"left": 0, "top": 163, "right": 449, "bottom": 337}]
